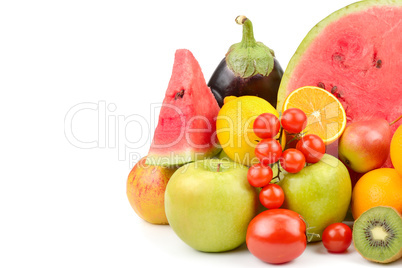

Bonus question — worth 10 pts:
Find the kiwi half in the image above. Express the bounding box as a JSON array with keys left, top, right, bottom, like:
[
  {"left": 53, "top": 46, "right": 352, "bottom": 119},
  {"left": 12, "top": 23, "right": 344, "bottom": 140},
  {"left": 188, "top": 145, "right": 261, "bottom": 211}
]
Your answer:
[{"left": 353, "top": 206, "right": 402, "bottom": 264}]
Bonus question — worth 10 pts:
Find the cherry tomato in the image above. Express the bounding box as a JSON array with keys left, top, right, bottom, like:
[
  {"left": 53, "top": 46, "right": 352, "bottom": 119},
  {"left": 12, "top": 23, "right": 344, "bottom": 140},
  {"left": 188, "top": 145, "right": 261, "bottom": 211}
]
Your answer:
[
  {"left": 259, "top": 184, "right": 284, "bottom": 209},
  {"left": 253, "top": 113, "right": 281, "bottom": 139},
  {"left": 296, "top": 134, "right": 325, "bottom": 163},
  {"left": 255, "top": 138, "right": 282, "bottom": 165},
  {"left": 281, "top": 108, "right": 308, "bottom": 134},
  {"left": 246, "top": 209, "right": 307, "bottom": 264},
  {"left": 247, "top": 163, "right": 273, "bottom": 188},
  {"left": 280, "top": 149, "right": 306, "bottom": 173},
  {"left": 322, "top": 223, "right": 352, "bottom": 253}
]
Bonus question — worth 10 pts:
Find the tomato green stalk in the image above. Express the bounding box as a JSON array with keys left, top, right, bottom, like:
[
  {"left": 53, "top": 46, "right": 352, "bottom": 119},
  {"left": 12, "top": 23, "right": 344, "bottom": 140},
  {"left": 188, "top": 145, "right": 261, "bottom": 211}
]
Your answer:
[
  {"left": 299, "top": 216, "right": 321, "bottom": 242},
  {"left": 285, "top": 131, "right": 307, "bottom": 147},
  {"left": 270, "top": 128, "right": 284, "bottom": 183}
]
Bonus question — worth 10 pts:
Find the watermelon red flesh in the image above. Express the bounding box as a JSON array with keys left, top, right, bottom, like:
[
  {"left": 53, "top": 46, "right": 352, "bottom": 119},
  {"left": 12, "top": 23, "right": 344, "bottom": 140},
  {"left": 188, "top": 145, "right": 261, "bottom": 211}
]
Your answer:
[
  {"left": 277, "top": 0, "right": 402, "bottom": 168},
  {"left": 146, "top": 49, "right": 221, "bottom": 166}
]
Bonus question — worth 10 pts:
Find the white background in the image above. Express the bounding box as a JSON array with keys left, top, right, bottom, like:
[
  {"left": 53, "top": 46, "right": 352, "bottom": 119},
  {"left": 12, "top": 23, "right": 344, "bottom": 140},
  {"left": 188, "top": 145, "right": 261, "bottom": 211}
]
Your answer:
[{"left": 1, "top": 0, "right": 401, "bottom": 267}]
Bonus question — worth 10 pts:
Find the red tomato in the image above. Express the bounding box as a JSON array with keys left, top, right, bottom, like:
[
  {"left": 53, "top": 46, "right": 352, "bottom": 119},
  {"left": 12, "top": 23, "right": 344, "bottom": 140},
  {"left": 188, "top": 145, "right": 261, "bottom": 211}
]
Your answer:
[
  {"left": 280, "top": 149, "right": 306, "bottom": 173},
  {"left": 247, "top": 163, "right": 273, "bottom": 188},
  {"left": 259, "top": 184, "right": 284, "bottom": 209},
  {"left": 322, "top": 223, "right": 352, "bottom": 253},
  {"left": 246, "top": 209, "right": 307, "bottom": 264},
  {"left": 296, "top": 134, "right": 325, "bottom": 163},
  {"left": 255, "top": 138, "right": 282, "bottom": 165},
  {"left": 253, "top": 113, "right": 281, "bottom": 139},
  {"left": 281, "top": 108, "right": 308, "bottom": 134}
]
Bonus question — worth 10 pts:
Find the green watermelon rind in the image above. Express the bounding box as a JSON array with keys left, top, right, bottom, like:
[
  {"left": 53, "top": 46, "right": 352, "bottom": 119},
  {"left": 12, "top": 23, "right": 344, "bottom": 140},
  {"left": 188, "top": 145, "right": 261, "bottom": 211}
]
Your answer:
[{"left": 276, "top": 0, "right": 402, "bottom": 112}]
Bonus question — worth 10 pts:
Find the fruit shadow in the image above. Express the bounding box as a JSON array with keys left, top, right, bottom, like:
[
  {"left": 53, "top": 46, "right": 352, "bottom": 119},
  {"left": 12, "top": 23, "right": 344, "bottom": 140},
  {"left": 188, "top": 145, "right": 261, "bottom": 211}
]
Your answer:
[
  {"left": 311, "top": 241, "right": 402, "bottom": 266},
  {"left": 310, "top": 236, "right": 402, "bottom": 266},
  {"left": 309, "top": 240, "right": 354, "bottom": 256},
  {"left": 138, "top": 220, "right": 253, "bottom": 258},
  {"left": 310, "top": 220, "right": 355, "bottom": 254},
  {"left": 389, "top": 258, "right": 402, "bottom": 266},
  {"left": 138, "top": 220, "right": 175, "bottom": 249}
]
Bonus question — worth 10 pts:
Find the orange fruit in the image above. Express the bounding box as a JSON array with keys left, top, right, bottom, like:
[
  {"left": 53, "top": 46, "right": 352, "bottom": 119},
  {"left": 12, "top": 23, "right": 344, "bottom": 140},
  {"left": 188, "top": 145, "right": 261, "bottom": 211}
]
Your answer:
[
  {"left": 351, "top": 168, "right": 402, "bottom": 220},
  {"left": 391, "top": 124, "right": 402, "bottom": 176},
  {"left": 282, "top": 86, "right": 346, "bottom": 144}
]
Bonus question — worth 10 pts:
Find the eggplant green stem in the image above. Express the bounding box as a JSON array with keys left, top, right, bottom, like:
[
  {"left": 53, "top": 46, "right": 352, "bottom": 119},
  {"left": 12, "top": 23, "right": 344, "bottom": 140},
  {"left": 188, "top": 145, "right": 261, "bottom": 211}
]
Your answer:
[
  {"left": 225, "top": 15, "right": 275, "bottom": 78},
  {"left": 235, "top": 15, "right": 256, "bottom": 47}
]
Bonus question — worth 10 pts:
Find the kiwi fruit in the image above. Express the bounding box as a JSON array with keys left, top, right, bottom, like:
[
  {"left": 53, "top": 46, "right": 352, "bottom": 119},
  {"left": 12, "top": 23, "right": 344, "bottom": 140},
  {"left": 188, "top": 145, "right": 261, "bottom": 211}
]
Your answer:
[{"left": 353, "top": 206, "right": 402, "bottom": 264}]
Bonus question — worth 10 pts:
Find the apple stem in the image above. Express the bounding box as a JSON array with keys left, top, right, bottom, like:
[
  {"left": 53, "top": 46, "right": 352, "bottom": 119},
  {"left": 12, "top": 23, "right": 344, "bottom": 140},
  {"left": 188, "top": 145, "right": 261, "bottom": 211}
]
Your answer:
[
  {"left": 390, "top": 114, "right": 402, "bottom": 126},
  {"left": 217, "top": 163, "right": 221, "bottom": 172}
]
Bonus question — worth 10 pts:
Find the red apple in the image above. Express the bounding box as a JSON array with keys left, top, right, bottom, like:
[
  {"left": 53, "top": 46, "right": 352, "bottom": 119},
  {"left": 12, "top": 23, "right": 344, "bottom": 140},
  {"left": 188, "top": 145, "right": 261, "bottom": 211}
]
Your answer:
[
  {"left": 126, "top": 157, "right": 177, "bottom": 224},
  {"left": 338, "top": 119, "right": 392, "bottom": 173}
]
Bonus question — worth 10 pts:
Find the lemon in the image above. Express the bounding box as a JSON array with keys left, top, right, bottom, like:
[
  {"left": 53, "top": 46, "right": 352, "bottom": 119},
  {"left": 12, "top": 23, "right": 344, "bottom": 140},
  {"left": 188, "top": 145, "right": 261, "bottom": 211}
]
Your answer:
[{"left": 216, "top": 96, "right": 283, "bottom": 166}]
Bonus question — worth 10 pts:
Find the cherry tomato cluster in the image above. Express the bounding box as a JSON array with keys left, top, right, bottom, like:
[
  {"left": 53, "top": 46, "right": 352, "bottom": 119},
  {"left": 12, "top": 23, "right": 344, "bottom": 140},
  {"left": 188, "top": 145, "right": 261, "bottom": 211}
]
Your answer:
[
  {"left": 253, "top": 108, "right": 326, "bottom": 173},
  {"left": 248, "top": 108, "right": 326, "bottom": 209}
]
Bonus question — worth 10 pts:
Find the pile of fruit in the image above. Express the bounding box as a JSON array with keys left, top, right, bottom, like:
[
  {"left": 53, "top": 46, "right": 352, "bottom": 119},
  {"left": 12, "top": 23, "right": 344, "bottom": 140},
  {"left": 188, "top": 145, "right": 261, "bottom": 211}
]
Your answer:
[{"left": 127, "top": 1, "right": 402, "bottom": 265}]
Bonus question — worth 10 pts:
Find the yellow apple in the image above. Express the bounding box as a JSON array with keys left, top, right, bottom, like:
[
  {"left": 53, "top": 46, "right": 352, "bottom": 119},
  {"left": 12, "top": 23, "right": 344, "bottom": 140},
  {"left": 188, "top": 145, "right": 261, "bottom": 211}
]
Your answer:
[{"left": 126, "top": 157, "right": 177, "bottom": 224}]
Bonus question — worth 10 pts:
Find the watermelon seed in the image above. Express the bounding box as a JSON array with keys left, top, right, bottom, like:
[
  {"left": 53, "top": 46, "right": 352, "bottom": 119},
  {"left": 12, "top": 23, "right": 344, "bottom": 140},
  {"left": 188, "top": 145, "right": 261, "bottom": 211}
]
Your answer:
[
  {"left": 332, "top": 53, "right": 345, "bottom": 62},
  {"left": 331, "top": 86, "right": 338, "bottom": 94},
  {"left": 317, "top": 82, "right": 325, "bottom": 89},
  {"left": 175, "top": 89, "right": 185, "bottom": 100},
  {"left": 376, "top": 60, "right": 382, "bottom": 69}
]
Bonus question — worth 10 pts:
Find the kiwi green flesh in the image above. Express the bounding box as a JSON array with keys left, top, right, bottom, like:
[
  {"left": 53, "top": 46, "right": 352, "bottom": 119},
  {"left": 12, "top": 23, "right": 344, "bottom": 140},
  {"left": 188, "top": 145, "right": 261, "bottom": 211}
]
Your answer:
[{"left": 353, "top": 206, "right": 402, "bottom": 264}]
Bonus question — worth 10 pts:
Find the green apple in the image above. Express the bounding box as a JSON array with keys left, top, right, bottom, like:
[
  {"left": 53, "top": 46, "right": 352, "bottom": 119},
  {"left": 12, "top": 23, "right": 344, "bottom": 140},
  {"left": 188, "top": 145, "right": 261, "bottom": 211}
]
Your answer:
[
  {"left": 165, "top": 158, "right": 259, "bottom": 252},
  {"left": 278, "top": 154, "right": 351, "bottom": 242}
]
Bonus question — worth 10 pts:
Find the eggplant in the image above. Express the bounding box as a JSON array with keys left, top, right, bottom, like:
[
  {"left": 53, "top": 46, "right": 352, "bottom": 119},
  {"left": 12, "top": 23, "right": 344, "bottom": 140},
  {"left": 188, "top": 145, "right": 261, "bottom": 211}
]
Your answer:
[{"left": 208, "top": 16, "right": 283, "bottom": 108}]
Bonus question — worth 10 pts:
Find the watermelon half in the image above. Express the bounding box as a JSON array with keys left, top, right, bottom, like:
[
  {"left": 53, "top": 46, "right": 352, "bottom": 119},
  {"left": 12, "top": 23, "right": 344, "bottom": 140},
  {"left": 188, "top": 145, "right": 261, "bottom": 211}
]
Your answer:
[
  {"left": 277, "top": 0, "right": 402, "bottom": 168},
  {"left": 146, "top": 49, "right": 221, "bottom": 167}
]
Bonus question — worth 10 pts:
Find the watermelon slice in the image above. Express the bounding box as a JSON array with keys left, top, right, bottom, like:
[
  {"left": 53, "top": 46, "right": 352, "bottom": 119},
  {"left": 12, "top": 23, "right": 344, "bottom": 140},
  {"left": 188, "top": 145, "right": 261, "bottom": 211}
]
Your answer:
[
  {"left": 277, "top": 0, "right": 402, "bottom": 168},
  {"left": 146, "top": 49, "right": 221, "bottom": 166}
]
